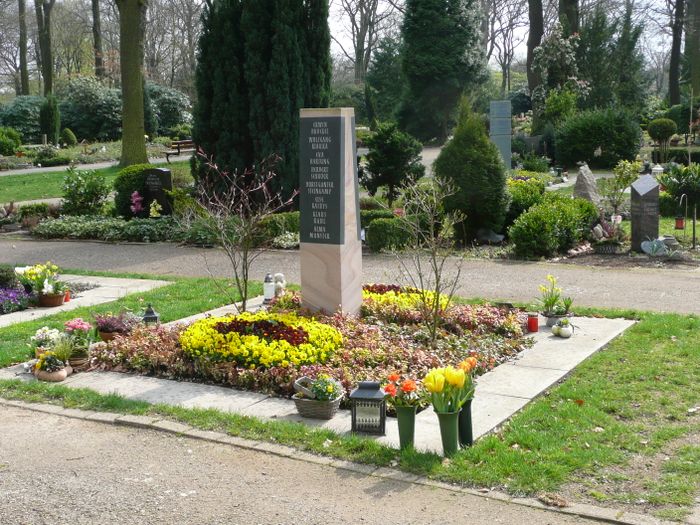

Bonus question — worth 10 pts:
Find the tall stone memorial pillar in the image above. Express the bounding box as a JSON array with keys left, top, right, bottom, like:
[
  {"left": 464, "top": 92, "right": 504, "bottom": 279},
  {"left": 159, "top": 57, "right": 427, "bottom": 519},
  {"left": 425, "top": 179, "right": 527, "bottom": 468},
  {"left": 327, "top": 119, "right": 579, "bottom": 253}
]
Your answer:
[
  {"left": 299, "top": 108, "right": 362, "bottom": 315},
  {"left": 630, "top": 174, "right": 660, "bottom": 252},
  {"left": 490, "top": 100, "right": 512, "bottom": 169}
]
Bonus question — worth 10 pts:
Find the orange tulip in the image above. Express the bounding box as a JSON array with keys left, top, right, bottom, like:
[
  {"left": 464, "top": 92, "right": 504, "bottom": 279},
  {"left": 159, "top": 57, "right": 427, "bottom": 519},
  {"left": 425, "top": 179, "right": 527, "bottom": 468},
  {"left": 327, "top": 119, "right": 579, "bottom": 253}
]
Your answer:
[
  {"left": 400, "top": 379, "right": 417, "bottom": 393},
  {"left": 384, "top": 383, "right": 397, "bottom": 397},
  {"left": 387, "top": 372, "right": 401, "bottom": 383}
]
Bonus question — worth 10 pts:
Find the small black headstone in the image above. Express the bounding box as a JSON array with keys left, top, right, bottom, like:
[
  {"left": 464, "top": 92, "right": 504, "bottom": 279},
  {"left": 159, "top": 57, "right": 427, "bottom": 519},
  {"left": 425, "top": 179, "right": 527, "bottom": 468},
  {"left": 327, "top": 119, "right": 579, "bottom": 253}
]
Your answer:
[
  {"left": 630, "top": 174, "right": 659, "bottom": 252},
  {"left": 143, "top": 168, "right": 173, "bottom": 215}
]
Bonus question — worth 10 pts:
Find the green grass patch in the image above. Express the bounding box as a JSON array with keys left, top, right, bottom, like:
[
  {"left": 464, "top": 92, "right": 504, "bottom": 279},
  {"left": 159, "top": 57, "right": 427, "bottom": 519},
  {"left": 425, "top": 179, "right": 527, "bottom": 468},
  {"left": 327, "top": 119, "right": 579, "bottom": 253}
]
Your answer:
[
  {"left": 0, "top": 161, "right": 190, "bottom": 203},
  {"left": 0, "top": 275, "right": 260, "bottom": 367},
  {"left": 1, "top": 289, "right": 700, "bottom": 516}
]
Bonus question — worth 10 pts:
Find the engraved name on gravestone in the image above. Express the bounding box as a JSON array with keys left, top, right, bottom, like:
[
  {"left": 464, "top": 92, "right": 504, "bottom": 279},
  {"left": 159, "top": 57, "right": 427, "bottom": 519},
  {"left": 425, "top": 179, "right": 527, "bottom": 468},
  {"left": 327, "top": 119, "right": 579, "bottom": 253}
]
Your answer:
[
  {"left": 299, "top": 116, "right": 343, "bottom": 245},
  {"left": 490, "top": 100, "right": 512, "bottom": 169},
  {"left": 630, "top": 174, "right": 660, "bottom": 252},
  {"left": 143, "top": 168, "right": 173, "bottom": 215}
]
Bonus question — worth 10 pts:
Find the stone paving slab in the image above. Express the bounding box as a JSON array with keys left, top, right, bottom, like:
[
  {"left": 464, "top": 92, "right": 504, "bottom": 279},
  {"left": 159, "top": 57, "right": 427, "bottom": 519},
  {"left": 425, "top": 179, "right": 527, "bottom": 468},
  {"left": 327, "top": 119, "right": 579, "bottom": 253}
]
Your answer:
[{"left": 0, "top": 274, "right": 169, "bottom": 328}]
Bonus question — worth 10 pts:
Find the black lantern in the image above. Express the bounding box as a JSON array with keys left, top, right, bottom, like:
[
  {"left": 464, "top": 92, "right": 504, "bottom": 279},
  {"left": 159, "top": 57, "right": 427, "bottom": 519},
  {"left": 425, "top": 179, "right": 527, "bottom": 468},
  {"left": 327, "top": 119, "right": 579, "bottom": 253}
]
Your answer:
[
  {"left": 142, "top": 303, "right": 160, "bottom": 325},
  {"left": 350, "top": 381, "right": 386, "bottom": 435}
]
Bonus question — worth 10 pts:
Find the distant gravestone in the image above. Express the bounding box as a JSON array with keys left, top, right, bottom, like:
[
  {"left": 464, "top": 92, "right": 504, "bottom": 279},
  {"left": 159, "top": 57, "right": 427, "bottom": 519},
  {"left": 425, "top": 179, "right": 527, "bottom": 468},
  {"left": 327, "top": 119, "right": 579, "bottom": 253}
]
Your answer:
[
  {"left": 630, "top": 174, "right": 660, "bottom": 252},
  {"left": 489, "top": 100, "right": 511, "bottom": 169},
  {"left": 143, "top": 168, "right": 173, "bottom": 215},
  {"left": 299, "top": 107, "right": 362, "bottom": 315},
  {"left": 573, "top": 164, "right": 600, "bottom": 205}
]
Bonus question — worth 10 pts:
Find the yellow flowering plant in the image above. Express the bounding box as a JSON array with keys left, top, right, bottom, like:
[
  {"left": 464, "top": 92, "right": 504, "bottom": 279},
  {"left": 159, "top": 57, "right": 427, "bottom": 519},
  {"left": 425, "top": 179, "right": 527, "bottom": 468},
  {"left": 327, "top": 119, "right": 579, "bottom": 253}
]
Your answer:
[
  {"left": 18, "top": 262, "right": 62, "bottom": 294},
  {"left": 179, "top": 311, "right": 342, "bottom": 369},
  {"left": 537, "top": 274, "right": 573, "bottom": 316},
  {"left": 423, "top": 361, "right": 476, "bottom": 413}
]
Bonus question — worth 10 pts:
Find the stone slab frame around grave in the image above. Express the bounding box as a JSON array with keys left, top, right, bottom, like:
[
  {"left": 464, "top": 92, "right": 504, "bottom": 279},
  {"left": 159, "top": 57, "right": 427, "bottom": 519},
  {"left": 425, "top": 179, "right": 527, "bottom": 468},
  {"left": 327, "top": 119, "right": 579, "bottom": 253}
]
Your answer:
[
  {"left": 298, "top": 107, "right": 362, "bottom": 316},
  {"left": 630, "top": 174, "right": 660, "bottom": 253}
]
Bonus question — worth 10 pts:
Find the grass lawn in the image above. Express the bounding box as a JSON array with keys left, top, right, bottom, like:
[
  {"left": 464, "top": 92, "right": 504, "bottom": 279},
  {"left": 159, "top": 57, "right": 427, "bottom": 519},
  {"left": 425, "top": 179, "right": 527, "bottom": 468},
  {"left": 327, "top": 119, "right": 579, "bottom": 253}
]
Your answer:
[
  {"left": 0, "top": 160, "right": 191, "bottom": 204},
  {"left": 0, "top": 274, "right": 699, "bottom": 519}
]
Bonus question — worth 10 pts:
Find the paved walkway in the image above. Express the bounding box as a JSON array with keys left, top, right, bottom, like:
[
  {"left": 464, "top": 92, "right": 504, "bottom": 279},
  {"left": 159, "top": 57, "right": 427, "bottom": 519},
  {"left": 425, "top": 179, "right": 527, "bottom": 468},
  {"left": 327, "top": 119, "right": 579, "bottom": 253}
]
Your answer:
[
  {"left": 0, "top": 274, "right": 168, "bottom": 328},
  {"left": 1, "top": 238, "right": 699, "bottom": 314},
  {"left": 0, "top": 404, "right": 609, "bottom": 525},
  {"left": 0, "top": 157, "right": 168, "bottom": 177},
  {"left": 0, "top": 315, "right": 633, "bottom": 453}
]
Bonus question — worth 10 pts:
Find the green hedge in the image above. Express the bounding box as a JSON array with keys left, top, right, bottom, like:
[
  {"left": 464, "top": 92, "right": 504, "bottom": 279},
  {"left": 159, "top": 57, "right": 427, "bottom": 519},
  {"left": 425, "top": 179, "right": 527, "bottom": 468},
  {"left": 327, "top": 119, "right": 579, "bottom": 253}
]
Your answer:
[
  {"left": 505, "top": 178, "right": 546, "bottom": 229},
  {"left": 360, "top": 209, "right": 394, "bottom": 228},
  {"left": 113, "top": 164, "right": 153, "bottom": 218},
  {"left": 259, "top": 211, "right": 300, "bottom": 239},
  {"left": 509, "top": 196, "right": 598, "bottom": 258},
  {"left": 555, "top": 109, "right": 640, "bottom": 169},
  {"left": 366, "top": 217, "right": 412, "bottom": 252}
]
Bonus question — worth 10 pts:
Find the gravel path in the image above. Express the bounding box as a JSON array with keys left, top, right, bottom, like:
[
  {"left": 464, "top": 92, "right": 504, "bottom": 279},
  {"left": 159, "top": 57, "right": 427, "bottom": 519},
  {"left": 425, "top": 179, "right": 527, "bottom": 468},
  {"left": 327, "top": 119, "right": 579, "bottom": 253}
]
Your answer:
[
  {"left": 1, "top": 237, "right": 699, "bottom": 314},
  {"left": 0, "top": 157, "right": 168, "bottom": 178},
  {"left": 0, "top": 405, "right": 595, "bottom": 525}
]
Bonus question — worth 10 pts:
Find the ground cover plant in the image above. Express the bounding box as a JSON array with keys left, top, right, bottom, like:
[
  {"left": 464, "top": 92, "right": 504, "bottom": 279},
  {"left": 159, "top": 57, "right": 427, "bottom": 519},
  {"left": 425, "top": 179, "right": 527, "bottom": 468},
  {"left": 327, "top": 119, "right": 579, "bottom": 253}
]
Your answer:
[
  {"left": 1, "top": 304, "right": 698, "bottom": 520},
  {"left": 88, "top": 286, "right": 529, "bottom": 403}
]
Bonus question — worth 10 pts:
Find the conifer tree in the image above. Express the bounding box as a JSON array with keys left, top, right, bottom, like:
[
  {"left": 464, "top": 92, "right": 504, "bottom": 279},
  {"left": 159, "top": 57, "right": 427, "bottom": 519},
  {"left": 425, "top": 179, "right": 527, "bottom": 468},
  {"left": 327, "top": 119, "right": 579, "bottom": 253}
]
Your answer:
[{"left": 398, "top": 0, "right": 486, "bottom": 143}]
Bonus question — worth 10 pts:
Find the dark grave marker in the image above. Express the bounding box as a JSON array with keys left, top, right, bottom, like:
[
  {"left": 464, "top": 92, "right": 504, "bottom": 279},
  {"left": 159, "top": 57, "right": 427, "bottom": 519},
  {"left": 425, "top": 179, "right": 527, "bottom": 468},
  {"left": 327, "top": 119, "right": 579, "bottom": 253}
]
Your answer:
[
  {"left": 143, "top": 168, "right": 173, "bottom": 215},
  {"left": 630, "top": 174, "right": 659, "bottom": 252}
]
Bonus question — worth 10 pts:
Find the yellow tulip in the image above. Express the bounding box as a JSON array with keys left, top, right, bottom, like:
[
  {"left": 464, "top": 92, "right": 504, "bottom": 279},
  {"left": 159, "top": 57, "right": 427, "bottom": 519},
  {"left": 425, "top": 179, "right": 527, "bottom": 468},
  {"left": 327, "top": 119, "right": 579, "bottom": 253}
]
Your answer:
[
  {"left": 444, "top": 366, "right": 465, "bottom": 388},
  {"left": 423, "top": 369, "right": 445, "bottom": 393}
]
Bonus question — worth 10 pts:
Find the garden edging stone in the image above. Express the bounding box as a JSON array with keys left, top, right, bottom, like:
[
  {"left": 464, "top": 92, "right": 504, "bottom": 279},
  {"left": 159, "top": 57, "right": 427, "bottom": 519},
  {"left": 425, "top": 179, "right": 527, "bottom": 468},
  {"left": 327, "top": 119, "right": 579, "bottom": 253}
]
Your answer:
[{"left": 0, "top": 398, "right": 674, "bottom": 525}]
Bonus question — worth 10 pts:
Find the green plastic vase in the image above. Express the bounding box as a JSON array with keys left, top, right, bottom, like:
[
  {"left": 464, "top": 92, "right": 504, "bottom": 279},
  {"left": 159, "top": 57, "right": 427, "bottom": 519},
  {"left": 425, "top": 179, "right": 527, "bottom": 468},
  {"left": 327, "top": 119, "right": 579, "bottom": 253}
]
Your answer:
[
  {"left": 459, "top": 400, "right": 473, "bottom": 447},
  {"left": 436, "top": 410, "right": 460, "bottom": 457},
  {"left": 395, "top": 405, "right": 417, "bottom": 450}
]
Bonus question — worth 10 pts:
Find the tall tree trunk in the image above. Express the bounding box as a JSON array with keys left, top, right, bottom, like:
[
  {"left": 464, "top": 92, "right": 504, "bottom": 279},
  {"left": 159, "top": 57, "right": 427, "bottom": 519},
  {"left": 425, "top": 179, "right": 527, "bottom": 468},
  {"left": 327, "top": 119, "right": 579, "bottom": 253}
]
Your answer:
[
  {"left": 18, "top": 0, "right": 29, "bottom": 95},
  {"left": 669, "top": 0, "right": 685, "bottom": 105},
  {"left": 34, "top": 0, "right": 56, "bottom": 96},
  {"left": 526, "top": 0, "right": 543, "bottom": 94},
  {"left": 116, "top": 0, "right": 148, "bottom": 166},
  {"left": 558, "top": 0, "right": 579, "bottom": 36},
  {"left": 92, "top": 0, "right": 104, "bottom": 78},
  {"left": 688, "top": 0, "right": 700, "bottom": 95}
]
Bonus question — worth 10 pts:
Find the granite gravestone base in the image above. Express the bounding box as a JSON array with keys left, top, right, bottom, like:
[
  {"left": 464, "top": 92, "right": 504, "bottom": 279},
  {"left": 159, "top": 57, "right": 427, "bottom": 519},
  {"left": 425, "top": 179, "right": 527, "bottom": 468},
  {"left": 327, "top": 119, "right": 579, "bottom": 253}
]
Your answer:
[
  {"left": 630, "top": 174, "right": 660, "bottom": 253},
  {"left": 143, "top": 168, "right": 173, "bottom": 215},
  {"left": 299, "top": 107, "right": 362, "bottom": 315}
]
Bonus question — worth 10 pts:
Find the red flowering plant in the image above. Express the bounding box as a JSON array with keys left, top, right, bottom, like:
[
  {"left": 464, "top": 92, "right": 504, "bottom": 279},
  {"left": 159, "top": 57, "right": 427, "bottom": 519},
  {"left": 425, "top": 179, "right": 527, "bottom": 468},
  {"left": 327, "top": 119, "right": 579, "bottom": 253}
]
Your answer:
[{"left": 383, "top": 371, "right": 424, "bottom": 408}]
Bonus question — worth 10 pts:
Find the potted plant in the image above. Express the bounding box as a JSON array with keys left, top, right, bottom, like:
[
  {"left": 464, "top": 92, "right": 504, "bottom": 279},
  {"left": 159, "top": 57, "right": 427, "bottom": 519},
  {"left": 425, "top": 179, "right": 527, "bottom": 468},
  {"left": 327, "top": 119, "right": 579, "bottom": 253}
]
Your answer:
[
  {"left": 29, "top": 326, "right": 61, "bottom": 358},
  {"left": 293, "top": 375, "right": 344, "bottom": 419},
  {"left": 384, "top": 372, "right": 424, "bottom": 450},
  {"left": 33, "top": 351, "right": 71, "bottom": 382},
  {"left": 537, "top": 275, "right": 574, "bottom": 327},
  {"left": 94, "top": 312, "right": 139, "bottom": 341},
  {"left": 64, "top": 318, "right": 92, "bottom": 369},
  {"left": 22, "top": 262, "right": 66, "bottom": 307},
  {"left": 551, "top": 318, "right": 574, "bottom": 338},
  {"left": 423, "top": 365, "right": 474, "bottom": 457}
]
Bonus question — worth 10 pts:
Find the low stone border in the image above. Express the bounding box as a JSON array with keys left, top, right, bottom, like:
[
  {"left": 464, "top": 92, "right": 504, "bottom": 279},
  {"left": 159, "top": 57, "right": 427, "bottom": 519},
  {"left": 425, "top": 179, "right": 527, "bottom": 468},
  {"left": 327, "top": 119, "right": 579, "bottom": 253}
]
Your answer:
[
  {"left": 0, "top": 274, "right": 170, "bottom": 328},
  {"left": 0, "top": 398, "right": 673, "bottom": 525}
]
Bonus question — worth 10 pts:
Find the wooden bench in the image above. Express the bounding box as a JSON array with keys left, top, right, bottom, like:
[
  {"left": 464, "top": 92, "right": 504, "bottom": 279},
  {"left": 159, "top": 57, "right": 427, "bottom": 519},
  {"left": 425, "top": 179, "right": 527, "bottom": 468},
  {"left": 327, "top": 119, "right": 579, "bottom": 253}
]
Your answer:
[{"left": 165, "top": 139, "right": 195, "bottom": 162}]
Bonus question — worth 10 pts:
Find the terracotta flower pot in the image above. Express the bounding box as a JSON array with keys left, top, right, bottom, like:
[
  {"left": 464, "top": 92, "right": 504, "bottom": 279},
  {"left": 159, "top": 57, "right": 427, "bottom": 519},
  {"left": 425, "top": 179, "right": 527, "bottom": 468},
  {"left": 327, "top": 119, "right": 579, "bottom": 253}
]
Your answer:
[
  {"left": 98, "top": 331, "right": 118, "bottom": 342},
  {"left": 38, "top": 293, "right": 65, "bottom": 308},
  {"left": 35, "top": 365, "right": 72, "bottom": 382}
]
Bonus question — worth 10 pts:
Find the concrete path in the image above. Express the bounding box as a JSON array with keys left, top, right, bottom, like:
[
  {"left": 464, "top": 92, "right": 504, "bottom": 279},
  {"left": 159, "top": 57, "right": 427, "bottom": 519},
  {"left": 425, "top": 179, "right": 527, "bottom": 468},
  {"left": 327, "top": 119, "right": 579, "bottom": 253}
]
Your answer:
[
  {"left": 0, "top": 315, "right": 634, "bottom": 453},
  {"left": 0, "top": 404, "right": 608, "bottom": 525},
  {"left": 1, "top": 238, "right": 700, "bottom": 314},
  {"left": 0, "top": 157, "right": 168, "bottom": 177},
  {"left": 0, "top": 274, "right": 169, "bottom": 328}
]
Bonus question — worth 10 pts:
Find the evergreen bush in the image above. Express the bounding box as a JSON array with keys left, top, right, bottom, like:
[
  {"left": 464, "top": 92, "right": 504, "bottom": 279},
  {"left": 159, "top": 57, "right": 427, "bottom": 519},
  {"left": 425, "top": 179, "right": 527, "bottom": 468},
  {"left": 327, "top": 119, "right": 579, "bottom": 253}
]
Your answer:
[
  {"left": 60, "top": 128, "right": 78, "bottom": 146},
  {"left": 555, "top": 108, "right": 640, "bottom": 168},
  {"left": 0, "top": 96, "right": 43, "bottom": 143},
  {"left": 648, "top": 118, "right": 677, "bottom": 164},
  {"left": 433, "top": 101, "right": 510, "bottom": 240},
  {"left": 366, "top": 217, "right": 412, "bottom": 252},
  {"left": 58, "top": 77, "right": 121, "bottom": 141},
  {"left": 113, "top": 164, "right": 153, "bottom": 218},
  {"left": 61, "top": 168, "right": 111, "bottom": 216},
  {"left": 0, "top": 127, "right": 22, "bottom": 156},
  {"left": 504, "top": 178, "right": 546, "bottom": 229},
  {"left": 360, "top": 209, "right": 395, "bottom": 228},
  {"left": 0, "top": 263, "right": 17, "bottom": 288},
  {"left": 362, "top": 122, "right": 424, "bottom": 207},
  {"left": 39, "top": 95, "right": 60, "bottom": 145}
]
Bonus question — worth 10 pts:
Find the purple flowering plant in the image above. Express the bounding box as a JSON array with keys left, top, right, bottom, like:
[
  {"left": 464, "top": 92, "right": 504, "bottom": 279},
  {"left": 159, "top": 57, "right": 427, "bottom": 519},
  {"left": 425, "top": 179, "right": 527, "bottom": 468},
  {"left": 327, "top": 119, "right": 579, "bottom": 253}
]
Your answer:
[{"left": 0, "top": 286, "right": 30, "bottom": 314}]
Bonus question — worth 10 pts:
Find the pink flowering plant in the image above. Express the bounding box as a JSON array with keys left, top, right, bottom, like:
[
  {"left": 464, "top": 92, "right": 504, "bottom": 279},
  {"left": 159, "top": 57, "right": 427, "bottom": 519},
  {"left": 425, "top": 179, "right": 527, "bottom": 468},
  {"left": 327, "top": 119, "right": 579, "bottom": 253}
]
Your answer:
[{"left": 64, "top": 317, "right": 92, "bottom": 354}]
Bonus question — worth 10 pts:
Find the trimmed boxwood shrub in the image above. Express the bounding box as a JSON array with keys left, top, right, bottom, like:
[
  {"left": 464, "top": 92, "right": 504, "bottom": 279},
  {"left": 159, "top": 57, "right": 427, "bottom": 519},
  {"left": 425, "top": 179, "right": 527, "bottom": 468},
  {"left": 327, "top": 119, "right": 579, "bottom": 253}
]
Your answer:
[
  {"left": 259, "top": 211, "right": 300, "bottom": 239},
  {"left": 505, "top": 178, "right": 546, "bottom": 229},
  {"left": 555, "top": 109, "right": 641, "bottom": 169},
  {"left": 360, "top": 209, "right": 394, "bottom": 228},
  {"left": 508, "top": 196, "right": 598, "bottom": 258},
  {"left": 113, "top": 164, "right": 153, "bottom": 218},
  {"left": 0, "top": 126, "right": 22, "bottom": 156},
  {"left": 60, "top": 128, "right": 78, "bottom": 146},
  {"left": 366, "top": 217, "right": 412, "bottom": 252}
]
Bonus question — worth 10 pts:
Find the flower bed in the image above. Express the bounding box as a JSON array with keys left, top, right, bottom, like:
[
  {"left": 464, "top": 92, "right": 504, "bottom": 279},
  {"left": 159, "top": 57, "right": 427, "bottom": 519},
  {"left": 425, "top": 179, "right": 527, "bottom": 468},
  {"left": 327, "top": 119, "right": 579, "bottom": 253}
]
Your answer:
[{"left": 89, "top": 286, "right": 531, "bottom": 404}]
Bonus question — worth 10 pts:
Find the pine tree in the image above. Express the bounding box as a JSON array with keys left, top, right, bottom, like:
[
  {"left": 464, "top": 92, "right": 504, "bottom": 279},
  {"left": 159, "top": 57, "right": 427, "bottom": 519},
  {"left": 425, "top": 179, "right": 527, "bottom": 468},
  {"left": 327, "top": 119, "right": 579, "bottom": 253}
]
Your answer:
[
  {"left": 577, "top": 6, "right": 617, "bottom": 109},
  {"left": 366, "top": 35, "right": 406, "bottom": 121},
  {"left": 303, "top": 0, "right": 332, "bottom": 107},
  {"left": 613, "top": 2, "right": 647, "bottom": 114},
  {"left": 398, "top": 0, "right": 486, "bottom": 142}
]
